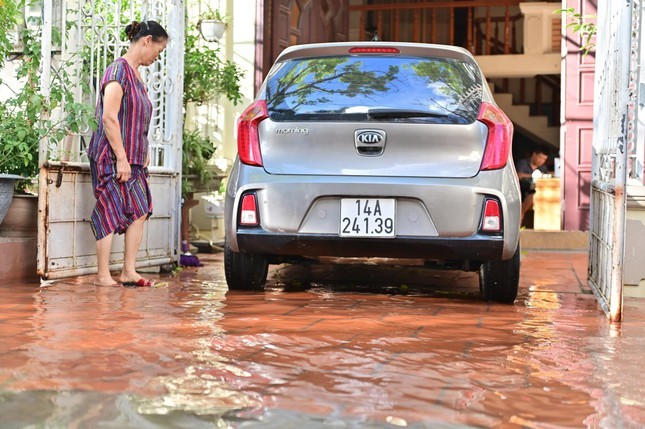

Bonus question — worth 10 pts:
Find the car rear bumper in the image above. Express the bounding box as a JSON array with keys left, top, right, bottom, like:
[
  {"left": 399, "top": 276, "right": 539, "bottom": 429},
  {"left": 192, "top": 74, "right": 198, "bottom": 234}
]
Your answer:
[
  {"left": 235, "top": 229, "right": 505, "bottom": 261},
  {"left": 225, "top": 163, "right": 521, "bottom": 259}
]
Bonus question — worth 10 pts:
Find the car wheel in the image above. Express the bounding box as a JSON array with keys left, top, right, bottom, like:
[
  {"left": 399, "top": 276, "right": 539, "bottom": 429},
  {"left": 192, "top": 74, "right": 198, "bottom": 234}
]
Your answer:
[
  {"left": 479, "top": 243, "right": 520, "bottom": 303},
  {"left": 224, "top": 242, "right": 268, "bottom": 291}
]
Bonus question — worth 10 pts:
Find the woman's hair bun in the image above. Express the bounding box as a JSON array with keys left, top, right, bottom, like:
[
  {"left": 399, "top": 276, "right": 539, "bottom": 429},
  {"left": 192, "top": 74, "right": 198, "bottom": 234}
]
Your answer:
[
  {"left": 125, "top": 21, "right": 141, "bottom": 41},
  {"left": 124, "top": 19, "right": 167, "bottom": 43}
]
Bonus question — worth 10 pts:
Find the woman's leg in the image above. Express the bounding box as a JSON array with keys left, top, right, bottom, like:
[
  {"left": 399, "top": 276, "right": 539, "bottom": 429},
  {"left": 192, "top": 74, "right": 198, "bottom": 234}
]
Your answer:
[
  {"left": 95, "top": 232, "right": 117, "bottom": 286},
  {"left": 120, "top": 214, "right": 147, "bottom": 283}
]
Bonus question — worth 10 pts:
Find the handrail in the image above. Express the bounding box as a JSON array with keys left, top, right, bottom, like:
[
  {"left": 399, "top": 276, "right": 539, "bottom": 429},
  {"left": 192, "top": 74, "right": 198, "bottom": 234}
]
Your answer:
[
  {"left": 473, "top": 14, "right": 522, "bottom": 54},
  {"left": 349, "top": 0, "right": 521, "bottom": 12}
]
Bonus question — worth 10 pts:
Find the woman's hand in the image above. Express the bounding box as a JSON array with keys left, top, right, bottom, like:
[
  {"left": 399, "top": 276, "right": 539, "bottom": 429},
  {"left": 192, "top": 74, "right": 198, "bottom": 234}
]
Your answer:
[{"left": 116, "top": 157, "right": 132, "bottom": 182}]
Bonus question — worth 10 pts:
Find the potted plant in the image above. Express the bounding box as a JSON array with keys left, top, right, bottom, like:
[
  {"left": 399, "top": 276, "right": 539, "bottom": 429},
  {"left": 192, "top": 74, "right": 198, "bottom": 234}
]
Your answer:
[
  {"left": 197, "top": 7, "right": 230, "bottom": 42},
  {"left": 182, "top": 21, "right": 243, "bottom": 187},
  {"left": 181, "top": 21, "right": 243, "bottom": 193},
  {"left": 181, "top": 129, "right": 217, "bottom": 194},
  {"left": 183, "top": 24, "right": 243, "bottom": 106}
]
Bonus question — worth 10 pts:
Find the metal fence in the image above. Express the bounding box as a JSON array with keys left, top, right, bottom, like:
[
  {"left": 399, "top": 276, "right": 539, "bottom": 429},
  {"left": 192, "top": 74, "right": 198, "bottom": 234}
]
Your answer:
[
  {"left": 41, "top": 0, "right": 181, "bottom": 169},
  {"left": 588, "top": 0, "right": 643, "bottom": 322}
]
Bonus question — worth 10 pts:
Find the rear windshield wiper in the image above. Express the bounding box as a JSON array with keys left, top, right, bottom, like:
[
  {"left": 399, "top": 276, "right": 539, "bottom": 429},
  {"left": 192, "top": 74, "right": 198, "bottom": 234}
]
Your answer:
[{"left": 366, "top": 109, "right": 452, "bottom": 120}]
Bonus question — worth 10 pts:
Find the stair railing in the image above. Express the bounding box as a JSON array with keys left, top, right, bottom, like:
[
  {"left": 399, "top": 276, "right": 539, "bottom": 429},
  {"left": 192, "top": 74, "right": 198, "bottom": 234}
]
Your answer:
[
  {"left": 473, "top": 13, "right": 522, "bottom": 55},
  {"left": 349, "top": 0, "right": 522, "bottom": 55}
]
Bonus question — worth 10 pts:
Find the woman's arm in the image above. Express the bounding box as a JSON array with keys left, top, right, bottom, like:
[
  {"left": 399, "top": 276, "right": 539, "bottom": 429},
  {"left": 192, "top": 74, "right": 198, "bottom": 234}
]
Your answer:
[{"left": 102, "top": 81, "right": 131, "bottom": 182}]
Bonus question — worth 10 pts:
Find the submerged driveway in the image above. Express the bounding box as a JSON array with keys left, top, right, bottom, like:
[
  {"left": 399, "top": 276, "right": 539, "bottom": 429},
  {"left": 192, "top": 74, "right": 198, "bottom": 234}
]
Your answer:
[{"left": 0, "top": 251, "right": 644, "bottom": 427}]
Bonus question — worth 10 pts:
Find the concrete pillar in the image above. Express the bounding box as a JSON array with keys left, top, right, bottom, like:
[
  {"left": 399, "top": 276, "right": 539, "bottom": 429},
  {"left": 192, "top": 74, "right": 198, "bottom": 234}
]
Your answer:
[{"left": 519, "top": 2, "right": 560, "bottom": 55}]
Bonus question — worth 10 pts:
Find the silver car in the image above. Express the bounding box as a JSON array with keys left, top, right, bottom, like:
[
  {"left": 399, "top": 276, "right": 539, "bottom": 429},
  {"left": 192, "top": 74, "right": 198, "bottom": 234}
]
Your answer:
[{"left": 224, "top": 42, "right": 521, "bottom": 303}]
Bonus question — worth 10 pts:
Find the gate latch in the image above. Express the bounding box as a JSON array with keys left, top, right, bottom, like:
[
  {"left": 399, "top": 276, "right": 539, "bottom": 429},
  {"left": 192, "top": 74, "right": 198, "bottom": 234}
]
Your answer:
[{"left": 55, "top": 166, "right": 65, "bottom": 188}]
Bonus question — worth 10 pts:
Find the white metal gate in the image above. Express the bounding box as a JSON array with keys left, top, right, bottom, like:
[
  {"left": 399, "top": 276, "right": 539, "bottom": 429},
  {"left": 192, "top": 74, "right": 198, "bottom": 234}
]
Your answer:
[
  {"left": 37, "top": 0, "right": 185, "bottom": 279},
  {"left": 588, "top": 1, "right": 644, "bottom": 322}
]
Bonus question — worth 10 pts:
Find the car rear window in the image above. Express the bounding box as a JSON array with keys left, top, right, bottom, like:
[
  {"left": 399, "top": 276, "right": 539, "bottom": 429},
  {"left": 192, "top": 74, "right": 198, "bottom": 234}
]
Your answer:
[{"left": 265, "top": 55, "right": 482, "bottom": 124}]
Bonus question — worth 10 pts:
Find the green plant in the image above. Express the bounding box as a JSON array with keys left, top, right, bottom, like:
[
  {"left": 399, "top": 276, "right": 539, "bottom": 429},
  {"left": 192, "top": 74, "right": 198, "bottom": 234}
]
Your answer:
[
  {"left": 182, "top": 129, "right": 216, "bottom": 194},
  {"left": 200, "top": 6, "right": 231, "bottom": 24},
  {"left": 557, "top": 8, "right": 596, "bottom": 55},
  {"left": 181, "top": 19, "right": 244, "bottom": 195},
  {"left": 0, "top": 0, "right": 20, "bottom": 71},
  {"left": 183, "top": 26, "right": 244, "bottom": 105},
  {"left": 0, "top": 7, "right": 96, "bottom": 191},
  {"left": 202, "top": 177, "right": 227, "bottom": 203}
]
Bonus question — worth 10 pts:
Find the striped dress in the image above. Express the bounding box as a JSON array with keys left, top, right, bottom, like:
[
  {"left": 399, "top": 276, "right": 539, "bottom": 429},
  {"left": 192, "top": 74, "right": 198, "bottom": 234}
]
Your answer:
[{"left": 87, "top": 58, "right": 153, "bottom": 240}]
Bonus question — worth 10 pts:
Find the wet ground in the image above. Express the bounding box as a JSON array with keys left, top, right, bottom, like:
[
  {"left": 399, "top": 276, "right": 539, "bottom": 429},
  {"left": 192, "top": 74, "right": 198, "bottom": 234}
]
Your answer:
[{"left": 1, "top": 250, "right": 644, "bottom": 428}]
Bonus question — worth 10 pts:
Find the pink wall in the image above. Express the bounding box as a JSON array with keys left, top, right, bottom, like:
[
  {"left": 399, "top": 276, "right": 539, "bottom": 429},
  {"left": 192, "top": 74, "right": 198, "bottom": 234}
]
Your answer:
[{"left": 562, "top": 0, "right": 596, "bottom": 231}]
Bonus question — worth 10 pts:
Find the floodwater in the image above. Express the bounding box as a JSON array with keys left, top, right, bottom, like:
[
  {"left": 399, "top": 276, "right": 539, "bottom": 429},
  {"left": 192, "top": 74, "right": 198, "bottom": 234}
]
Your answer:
[{"left": 0, "top": 251, "right": 644, "bottom": 428}]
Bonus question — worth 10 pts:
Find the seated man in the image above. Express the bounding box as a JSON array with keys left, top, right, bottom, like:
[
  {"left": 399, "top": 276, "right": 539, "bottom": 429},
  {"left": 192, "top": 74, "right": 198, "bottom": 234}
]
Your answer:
[{"left": 515, "top": 146, "right": 549, "bottom": 225}]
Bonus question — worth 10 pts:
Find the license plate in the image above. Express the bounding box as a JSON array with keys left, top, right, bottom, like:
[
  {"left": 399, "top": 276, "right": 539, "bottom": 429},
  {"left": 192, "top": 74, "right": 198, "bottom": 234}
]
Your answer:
[{"left": 340, "top": 198, "right": 395, "bottom": 237}]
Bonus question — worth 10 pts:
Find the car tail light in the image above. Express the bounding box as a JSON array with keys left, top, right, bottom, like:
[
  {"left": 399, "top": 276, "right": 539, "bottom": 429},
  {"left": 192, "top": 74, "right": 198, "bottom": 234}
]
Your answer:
[
  {"left": 477, "top": 102, "right": 513, "bottom": 171},
  {"left": 239, "top": 194, "right": 259, "bottom": 226},
  {"left": 348, "top": 47, "right": 400, "bottom": 54},
  {"left": 482, "top": 199, "right": 501, "bottom": 232},
  {"left": 238, "top": 100, "right": 268, "bottom": 166}
]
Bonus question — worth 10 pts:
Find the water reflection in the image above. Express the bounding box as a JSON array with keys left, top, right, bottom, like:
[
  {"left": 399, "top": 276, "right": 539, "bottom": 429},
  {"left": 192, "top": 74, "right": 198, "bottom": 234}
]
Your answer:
[
  {"left": 0, "top": 273, "right": 261, "bottom": 426},
  {"left": 136, "top": 280, "right": 263, "bottom": 417}
]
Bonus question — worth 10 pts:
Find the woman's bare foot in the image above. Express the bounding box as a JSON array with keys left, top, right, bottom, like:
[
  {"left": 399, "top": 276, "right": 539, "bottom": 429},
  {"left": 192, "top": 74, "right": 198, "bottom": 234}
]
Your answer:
[
  {"left": 94, "top": 275, "right": 118, "bottom": 286},
  {"left": 119, "top": 269, "right": 155, "bottom": 286},
  {"left": 119, "top": 269, "right": 143, "bottom": 285}
]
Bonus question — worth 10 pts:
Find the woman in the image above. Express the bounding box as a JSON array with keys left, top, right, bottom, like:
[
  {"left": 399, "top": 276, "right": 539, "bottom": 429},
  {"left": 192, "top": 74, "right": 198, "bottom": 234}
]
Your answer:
[{"left": 88, "top": 20, "right": 168, "bottom": 286}]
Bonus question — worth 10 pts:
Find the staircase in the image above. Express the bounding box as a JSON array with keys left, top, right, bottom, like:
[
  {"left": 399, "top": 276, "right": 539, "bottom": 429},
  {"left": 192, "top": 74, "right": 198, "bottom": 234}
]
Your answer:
[{"left": 488, "top": 82, "right": 560, "bottom": 149}]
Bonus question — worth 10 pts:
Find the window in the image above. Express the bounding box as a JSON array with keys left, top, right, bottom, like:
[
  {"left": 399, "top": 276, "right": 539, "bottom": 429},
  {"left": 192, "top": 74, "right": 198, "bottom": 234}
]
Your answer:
[{"left": 265, "top": 55, "right": 482, "bottom": 124}]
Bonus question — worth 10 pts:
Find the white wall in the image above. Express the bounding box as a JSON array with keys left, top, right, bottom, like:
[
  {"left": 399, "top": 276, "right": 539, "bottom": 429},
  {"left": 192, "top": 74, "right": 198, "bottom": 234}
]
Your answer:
[{"left": 0, "top": 60, "right": 23, "bottom": 103}]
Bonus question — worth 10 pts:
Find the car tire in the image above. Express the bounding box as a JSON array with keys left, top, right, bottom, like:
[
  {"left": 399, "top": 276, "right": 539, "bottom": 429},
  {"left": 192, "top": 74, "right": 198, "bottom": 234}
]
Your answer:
[
  {"left": 479, "top": 243, "right": 520, "bottom": 303},
  {"left": 224, "top": 242, "right": 268, "bottom": 291}
]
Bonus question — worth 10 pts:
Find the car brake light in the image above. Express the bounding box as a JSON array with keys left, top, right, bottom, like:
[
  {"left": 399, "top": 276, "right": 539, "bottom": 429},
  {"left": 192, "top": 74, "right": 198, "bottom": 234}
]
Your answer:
[
  {"left": 237, "top": 100, "right": 268, "bottom": 166},
  {"left": 348, "top": 47, "right": 400, "bottom": 54},
  {"left": 477, "top": 102, "right": 513, "bottom": 171},
  {"left": 240, "top": 194, "right": 259, "bottom": 226},
  {"left": 482, "top": 199, "right": 501, "bottom": 232}
]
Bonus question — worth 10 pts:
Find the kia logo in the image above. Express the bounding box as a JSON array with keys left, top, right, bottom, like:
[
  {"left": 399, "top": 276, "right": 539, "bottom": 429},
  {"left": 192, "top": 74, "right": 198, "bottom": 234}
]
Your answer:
[
  {"left": 356, "top": 130, "right": 385, "bottom": 144},
  {"left": 354, "top": 129, "right": 386, "bottom": 156}
]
